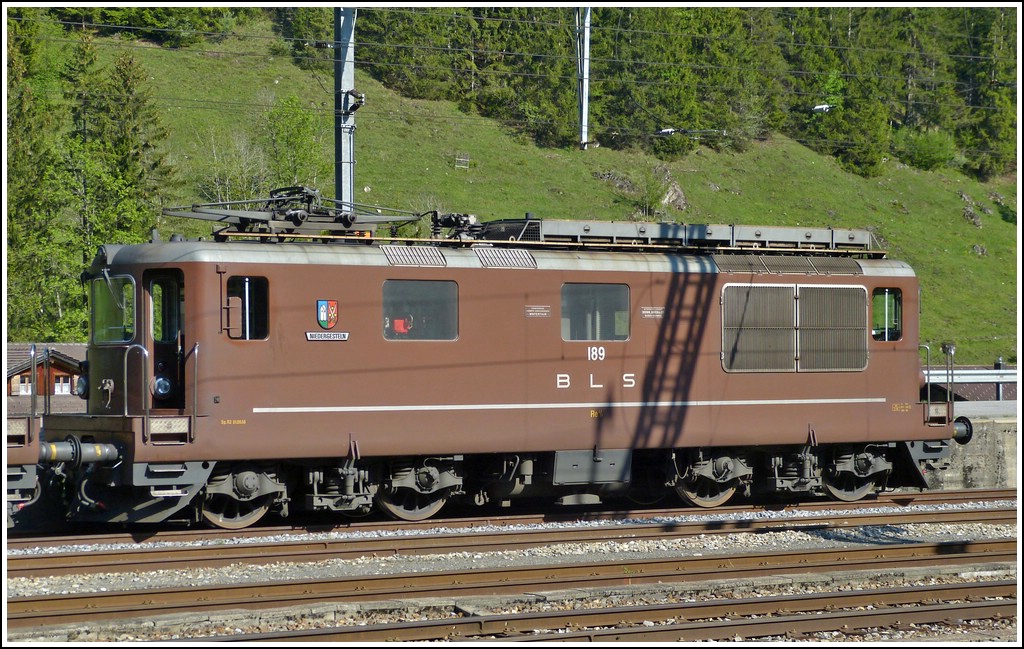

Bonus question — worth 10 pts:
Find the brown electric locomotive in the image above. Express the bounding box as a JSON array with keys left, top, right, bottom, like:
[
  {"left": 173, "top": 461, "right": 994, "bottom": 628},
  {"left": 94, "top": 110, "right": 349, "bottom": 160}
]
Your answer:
[{"left": 7, "top": 187, "right": 972, "bottom": 528}]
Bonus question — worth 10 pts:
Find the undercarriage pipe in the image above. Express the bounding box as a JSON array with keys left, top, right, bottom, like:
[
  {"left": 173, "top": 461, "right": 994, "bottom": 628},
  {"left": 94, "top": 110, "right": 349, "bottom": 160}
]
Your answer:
[{"left": 39, "top": 437, "right": 120, "bottom": 467}]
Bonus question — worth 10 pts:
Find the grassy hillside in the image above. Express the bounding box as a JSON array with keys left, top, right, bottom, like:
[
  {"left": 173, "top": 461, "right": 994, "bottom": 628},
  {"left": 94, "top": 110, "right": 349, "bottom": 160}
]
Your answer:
[{"left": 105, "top": 20, "right": 1017, "bottom": 365}]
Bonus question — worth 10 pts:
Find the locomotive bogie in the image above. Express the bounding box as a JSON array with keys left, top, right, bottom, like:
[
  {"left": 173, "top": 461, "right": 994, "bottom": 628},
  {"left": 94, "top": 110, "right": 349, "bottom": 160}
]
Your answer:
[
  {"left": 12, "top": 215, "right": 970, "bottom": 528},
  {"left": 669, "top": 448, "right": 753, "bottom": 508},
  {"left": 201, "top": 463, "right": 287, "bottom": 529}
]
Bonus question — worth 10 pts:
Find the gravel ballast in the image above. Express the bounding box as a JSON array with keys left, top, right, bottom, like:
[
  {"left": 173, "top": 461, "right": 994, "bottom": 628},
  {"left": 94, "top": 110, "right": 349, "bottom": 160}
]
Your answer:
[{"left": 5, "top": 501, "right": 1018, "bottom": 642}]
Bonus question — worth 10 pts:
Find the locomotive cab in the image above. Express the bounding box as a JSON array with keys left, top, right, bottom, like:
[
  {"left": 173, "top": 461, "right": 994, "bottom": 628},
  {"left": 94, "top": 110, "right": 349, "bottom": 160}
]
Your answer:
[
  {"left": 32, "top": 246, "right": 213, "bottom": 526},
  {"left": 85, "top": 266, "right": 188, "bottom": 415}
]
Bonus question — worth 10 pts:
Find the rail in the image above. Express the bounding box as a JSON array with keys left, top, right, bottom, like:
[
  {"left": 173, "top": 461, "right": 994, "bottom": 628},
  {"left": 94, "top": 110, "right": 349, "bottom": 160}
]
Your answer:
[
  {"left": 7, "top": 539, "right": 1014, "bottom": 631},
  {"left": 924, "top": 367, "right": 1017, "bottom": 401}
]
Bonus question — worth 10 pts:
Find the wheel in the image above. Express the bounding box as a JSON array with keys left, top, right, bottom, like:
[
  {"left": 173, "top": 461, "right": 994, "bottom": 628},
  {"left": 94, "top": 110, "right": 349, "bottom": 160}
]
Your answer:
[
  {"left": 822, "top": 472, "right": 876, "bottom": 502},
  {"left": 202, "top": 493, "right": 272, "bottom": 529},
  {"left": 674, "top": 477, "right": 737, "bottom": 508},
  {"left": 376, "top": 488, "right": 448, "bottom": 521}
]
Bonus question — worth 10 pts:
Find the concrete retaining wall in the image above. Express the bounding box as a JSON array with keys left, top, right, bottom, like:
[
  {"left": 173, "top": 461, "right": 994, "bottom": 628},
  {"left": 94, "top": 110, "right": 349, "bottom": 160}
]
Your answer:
[{"left": 924, "top": 402, "right": 1018, "bottom": 490}]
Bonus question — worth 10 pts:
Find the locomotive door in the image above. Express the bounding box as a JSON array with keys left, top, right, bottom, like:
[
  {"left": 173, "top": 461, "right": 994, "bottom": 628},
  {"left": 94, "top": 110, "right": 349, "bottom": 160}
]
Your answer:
[{"left": 145, "top": 269, "right": 185, "bottom": 410}]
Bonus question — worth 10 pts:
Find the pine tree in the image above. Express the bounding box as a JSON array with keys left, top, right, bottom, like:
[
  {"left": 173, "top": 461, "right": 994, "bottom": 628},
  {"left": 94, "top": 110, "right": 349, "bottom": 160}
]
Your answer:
[
  {"left": 283, "top": 6, "right": 333, "bottom": 72},
  {"left": 360, "top": 7, "right": 473, "bottom": 100},
  {"left": 7, "top": 8, "right": 88, "bottom": 341},
  {"left": 95, "top": 51, "right": 172, "bottom": 201},
  {"left": 779, "top": 7, "right": 846, "bottom": 156},
  {"left": 954, "top": 7, "right": 1016, "bottom": 179},
  {"left": 592, "top": 7, "right": 701, "bottom": 156}
]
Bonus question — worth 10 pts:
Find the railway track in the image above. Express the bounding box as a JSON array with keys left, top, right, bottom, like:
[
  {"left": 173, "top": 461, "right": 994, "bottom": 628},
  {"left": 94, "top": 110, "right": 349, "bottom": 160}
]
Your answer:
[
  {"left": 7, "top": 539, "right": 1016, "bottom": 633},
  {"left": 199, "top": 580, "right": 1020, "bottom": 642},
  {"left": 7, "top": 486, "right": 1014, "bottom": 551},
  {"left": 6, "top": 504, "right": 1018, "bottom": 579}
]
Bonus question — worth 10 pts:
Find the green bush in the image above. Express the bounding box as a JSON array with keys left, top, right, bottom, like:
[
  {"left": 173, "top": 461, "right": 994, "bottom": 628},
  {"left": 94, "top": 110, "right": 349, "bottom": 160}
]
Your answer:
[{"left": 893, "top": 128, "right": 958, "bottom": 171}]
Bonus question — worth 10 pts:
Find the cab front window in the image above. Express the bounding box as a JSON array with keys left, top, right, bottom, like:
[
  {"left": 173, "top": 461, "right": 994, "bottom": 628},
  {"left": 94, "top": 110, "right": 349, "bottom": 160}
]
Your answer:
[{"left": 92, "top": 275, "right": 136, "bottom": 344}]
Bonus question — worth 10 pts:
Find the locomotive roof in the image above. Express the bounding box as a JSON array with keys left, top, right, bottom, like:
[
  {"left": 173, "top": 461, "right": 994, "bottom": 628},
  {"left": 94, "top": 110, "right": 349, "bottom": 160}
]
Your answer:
[
  {"left": 162, "top": 187, "right": 887, "bottom": 260},
  {"left": 153, "top": 191, "right": 898, "bottom": 276},
  {"left": 93, "top": 239, "right": 914, "bottom": 278}
]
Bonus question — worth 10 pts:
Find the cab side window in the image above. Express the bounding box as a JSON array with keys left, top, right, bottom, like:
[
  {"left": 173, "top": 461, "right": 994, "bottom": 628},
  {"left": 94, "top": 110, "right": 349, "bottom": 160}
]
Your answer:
[
  {"left": 872, "top": 288, "right": 902, "bottom": 341},
  {"left": 227, "top": 276, "right": 269, "bottom": 340},
  {"left": 151, "top": 276, "right": 183, "bottom": 343}
]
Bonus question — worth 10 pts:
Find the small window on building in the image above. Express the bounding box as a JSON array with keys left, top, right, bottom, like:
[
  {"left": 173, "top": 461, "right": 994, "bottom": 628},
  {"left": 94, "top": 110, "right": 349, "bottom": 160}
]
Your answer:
[
  {"left": 561, "top": 284, "right": 630, "bottom": 341},
  {"left": 872, "top": 288, "right": 902, "bottom": 341},
  {"left": 227, "top": 276, "right": 269, "bottom": 340},
  {"left": 383, "top": 280, "right": 458, "bottom": 340},
  {"left": 16, "top": 376, "right": 32, "bottom": 396},
  {"left": 54, "top": 375, "right": 71, "bottom": 395}
]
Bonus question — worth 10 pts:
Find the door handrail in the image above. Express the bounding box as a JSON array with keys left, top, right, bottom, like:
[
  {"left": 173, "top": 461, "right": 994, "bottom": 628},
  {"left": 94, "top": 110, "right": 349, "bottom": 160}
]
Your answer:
[{"left": 123, "top": 343, "right": 151, "bottom": 442}]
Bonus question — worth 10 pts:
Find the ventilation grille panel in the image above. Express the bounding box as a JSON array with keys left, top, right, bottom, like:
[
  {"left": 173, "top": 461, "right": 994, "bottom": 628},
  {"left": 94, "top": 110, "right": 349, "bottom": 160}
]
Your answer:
[
  {"left": 798, "top": 286, "right": 867, "bottom": 371},
  {"left": 381, "top": 245, "right": 447, "bottom": 267},
  {"left": 722, "top": 285, "right": 796, "bottom": 372},
  {"left": 722, "top": 284, "right": 868, "bottom": 372},
  {"left": 474, "top": 247, "right": 537, "bottom": 268},
  {"left": 715, "top": 255, "right": 863, "bottom": 275},
  {"left": 762, "top": 256, "right": 816, "bottom": 274},
  {"left": 808, "top": 257, "right": 863, "bottom": 275}
]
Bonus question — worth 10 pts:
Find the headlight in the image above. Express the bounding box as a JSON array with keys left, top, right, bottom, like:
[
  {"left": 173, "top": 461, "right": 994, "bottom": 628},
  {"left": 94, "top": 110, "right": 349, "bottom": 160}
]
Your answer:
[
  {"left": 152, "top": 376, "right": 173, "bottom": 398},
  {"left": 75, "top": 376, "right": 89, "bottom": 399}
]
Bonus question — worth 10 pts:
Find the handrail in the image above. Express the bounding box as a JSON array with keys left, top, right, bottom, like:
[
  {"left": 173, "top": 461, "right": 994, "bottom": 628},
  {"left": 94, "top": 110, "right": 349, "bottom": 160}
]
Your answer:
[
  {"left": 43, "top": 346, "right": 52, "bottom": 415},
  {"left": 187, "top": 342, "right": 199, "bottom": 442},
  {"left": 941, "top": 343, "right": 955, "bottom": 411},
  {"left": 920, "top": 344, "right": 932, "bottom": 416},
  {"left": 941, "top": 343, "right": 955, "bottom": 422},
  {"left": 28, "top": 344, "right": 37, "bottom": 444},
  {"left": 923, "top": 368, "right": 1018, "bottom": 384},
  {"left": 123, "top": 343, "right": 150, "bottom": 442}
]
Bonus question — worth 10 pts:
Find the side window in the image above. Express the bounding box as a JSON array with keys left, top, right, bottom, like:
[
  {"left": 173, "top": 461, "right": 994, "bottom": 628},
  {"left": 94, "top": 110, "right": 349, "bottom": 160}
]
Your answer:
[
  {"left": 227, "top": 276, "right": 269, "bottom": 340},
  {"left": 151, "top": 276, "right": 183, "bottom": 343},
  {"left": 54, "top": 375, "right": 71, "bottom": 395},
  {"left": 383, "top": 280, "right": 458, "bottom": 340},
  {"left": 872, "top": 288, "right": 902, "bottom": 341},
  {"left": 92, "top": 275, "right": 135, "bottom": 344},
  {"left": 16, "top": 376, "right": 32, "bottom": 396},
  {"left": 561, "top": 283, "right": 630, "bottom": 341}
]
